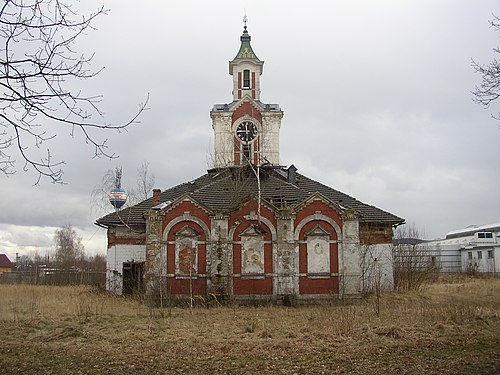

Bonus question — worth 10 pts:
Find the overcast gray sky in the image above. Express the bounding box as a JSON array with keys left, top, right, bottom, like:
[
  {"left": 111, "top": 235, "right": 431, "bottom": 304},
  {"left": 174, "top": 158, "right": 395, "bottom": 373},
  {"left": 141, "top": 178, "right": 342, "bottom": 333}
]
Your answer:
[{"left": 1, "top": 0, "right": 499, "bottom": 261}]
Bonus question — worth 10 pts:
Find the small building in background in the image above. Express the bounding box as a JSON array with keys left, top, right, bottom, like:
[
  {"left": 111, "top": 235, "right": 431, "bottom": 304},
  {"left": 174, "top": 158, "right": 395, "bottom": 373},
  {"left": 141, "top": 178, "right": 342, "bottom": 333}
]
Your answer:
[
  {"left": 0, "top": 254, "right": 13, "bottom": 274},
  {"left": 422, "top": 223, "right": 500, "bottom": 274}
]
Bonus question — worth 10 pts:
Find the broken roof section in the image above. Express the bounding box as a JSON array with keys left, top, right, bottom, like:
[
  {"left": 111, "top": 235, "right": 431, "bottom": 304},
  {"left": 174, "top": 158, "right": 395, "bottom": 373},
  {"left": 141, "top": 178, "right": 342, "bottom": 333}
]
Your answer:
[{"left": 96, "top": 165, "right": 404, "bottom": 228}]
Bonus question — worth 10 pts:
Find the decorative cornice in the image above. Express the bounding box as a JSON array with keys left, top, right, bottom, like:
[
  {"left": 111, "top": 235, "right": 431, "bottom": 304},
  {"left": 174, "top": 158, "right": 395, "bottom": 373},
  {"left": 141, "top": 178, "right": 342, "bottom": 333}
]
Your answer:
[
  {"left": 174, "top": 225, "right": 200, "bottom": 238},
  {"left": 342, "top": 209, "right": 360, "bottom": 222},
  {"left": 239, "top": 223, "right": 267, "bottom": 237},
  {"left": 294, "top": 192, "right": 343, "bottom": 214},
  {"left": 161, "top": 193, "right": 213, "bottom": 216},
  {"left": 305, "top": 224, "right": 332, "bottom": 238}
]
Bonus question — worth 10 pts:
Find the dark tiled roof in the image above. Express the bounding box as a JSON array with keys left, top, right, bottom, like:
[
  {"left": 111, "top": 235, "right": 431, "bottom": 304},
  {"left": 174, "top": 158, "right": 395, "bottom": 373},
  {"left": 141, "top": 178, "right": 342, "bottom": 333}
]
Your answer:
[
  {"left": 96, "top": 166, "right": 404, "bottom": 227},
  {"left": 96, "top": 173, "right": 214, "bottom": 227},
  {"left": 0, "top": 254, "right": 13, "bottom": 268}
]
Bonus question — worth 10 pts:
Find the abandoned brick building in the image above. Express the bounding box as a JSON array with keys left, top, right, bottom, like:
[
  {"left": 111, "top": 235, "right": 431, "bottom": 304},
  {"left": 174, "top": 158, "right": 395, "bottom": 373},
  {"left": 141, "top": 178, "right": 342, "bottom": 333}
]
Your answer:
[{"left": 96, "top": 25, "right": 404, "bottom": 302}]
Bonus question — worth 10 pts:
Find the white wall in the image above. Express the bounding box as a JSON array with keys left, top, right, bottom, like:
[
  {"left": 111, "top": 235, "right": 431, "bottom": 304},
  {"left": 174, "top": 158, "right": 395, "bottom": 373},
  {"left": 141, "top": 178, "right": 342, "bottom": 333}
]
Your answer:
[
  {"left": 461, "top": 247, "right": 499, "bottom": 274},
  {"left": 107, "top": 244, "right": 146, "bottom": 295},
  {"left": 423, "top": 227, "right": 500, "bottom": 275},
  {"left": 417, "top": 242, "right": 461, "bottom": 273},
  {"left": 360, "top": 243, "right": 394, "bottom": 292}
]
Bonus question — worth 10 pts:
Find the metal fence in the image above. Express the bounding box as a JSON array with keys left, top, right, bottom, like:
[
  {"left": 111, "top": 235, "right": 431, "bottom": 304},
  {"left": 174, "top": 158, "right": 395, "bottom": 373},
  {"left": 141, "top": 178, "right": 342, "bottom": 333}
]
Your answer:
[{"left": 0, "top": 269, "right": 106, "bottom": 286}]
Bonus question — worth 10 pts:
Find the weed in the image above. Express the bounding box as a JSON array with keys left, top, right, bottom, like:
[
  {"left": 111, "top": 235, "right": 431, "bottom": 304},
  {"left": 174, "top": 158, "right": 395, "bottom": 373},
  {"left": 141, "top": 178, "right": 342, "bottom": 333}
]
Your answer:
[
  {"left": 325, "top": 304, "right": 358, "bottom": 337},
  {"left": 0, "top": 276, "right": 498, "bottom": 374}
]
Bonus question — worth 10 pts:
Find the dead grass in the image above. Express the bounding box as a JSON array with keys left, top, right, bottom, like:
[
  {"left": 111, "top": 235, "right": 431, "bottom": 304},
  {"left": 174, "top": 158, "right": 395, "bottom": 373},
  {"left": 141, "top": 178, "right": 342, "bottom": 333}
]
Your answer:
[
  {"left": 0, "top": 276, "right": 499, "bottom": 374},
  {"left": 0, "top": 284, "right": 144, "bottom": 323}
]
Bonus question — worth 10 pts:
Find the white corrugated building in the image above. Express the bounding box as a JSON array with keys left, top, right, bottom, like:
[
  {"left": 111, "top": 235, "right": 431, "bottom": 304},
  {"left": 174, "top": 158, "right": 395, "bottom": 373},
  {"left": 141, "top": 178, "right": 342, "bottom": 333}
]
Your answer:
[{"left": 423, "top": 223, "right": 500, "bottom": 274}]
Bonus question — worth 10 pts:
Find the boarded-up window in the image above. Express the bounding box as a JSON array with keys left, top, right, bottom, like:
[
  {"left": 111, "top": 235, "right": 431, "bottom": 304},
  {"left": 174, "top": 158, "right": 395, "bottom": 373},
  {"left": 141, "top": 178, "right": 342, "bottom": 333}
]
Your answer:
[
  {"left": 305, "top": 225, "right": 331, "bottom": 274},
  {"left": 174, "top": 225, "right": 199, "bottom": 275},
  {"left": 240, "top": 224, "right": 266, "bottom": 275}
]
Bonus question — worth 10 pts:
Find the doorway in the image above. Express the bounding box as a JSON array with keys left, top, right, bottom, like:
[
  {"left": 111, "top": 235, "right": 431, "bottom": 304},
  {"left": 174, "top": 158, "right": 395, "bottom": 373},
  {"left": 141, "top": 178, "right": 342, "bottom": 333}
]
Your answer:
[{"left": 122, "top": 261, "right": 145, "bottom": 295}]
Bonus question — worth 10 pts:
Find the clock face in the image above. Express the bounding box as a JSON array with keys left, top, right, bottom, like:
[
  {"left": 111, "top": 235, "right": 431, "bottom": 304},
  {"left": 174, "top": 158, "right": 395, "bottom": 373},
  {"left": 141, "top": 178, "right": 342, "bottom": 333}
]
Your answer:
[{"left": 236, "top": 121, "right": 258, "bottom": 143}]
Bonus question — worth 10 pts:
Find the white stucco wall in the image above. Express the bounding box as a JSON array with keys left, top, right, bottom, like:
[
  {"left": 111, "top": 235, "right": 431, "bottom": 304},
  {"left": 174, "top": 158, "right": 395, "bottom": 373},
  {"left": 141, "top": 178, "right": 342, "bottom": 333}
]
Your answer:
[
  {"left": 106, "top": 244, "right": 146, "bottom": 295},
  {"left": 340, "top": 220, "right": 361, "bottom": 295},
  {"left": 231, "top": 61, "right": 262, "bottom": 101},
  {"left": 211, "top": 112, "right": 233, "bottom": 168},
  {"left": 307, "top": 236, "right": 330, "bottom": 274},
  {"left": 359, "top": 243, "right": 394, "bottom": 292}
]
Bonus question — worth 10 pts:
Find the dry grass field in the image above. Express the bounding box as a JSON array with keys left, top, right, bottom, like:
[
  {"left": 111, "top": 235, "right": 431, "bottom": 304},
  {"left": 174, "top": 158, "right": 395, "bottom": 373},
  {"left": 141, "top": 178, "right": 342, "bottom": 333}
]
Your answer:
[{"left": 0, "top": 275, "right": 499, "bottom": 374}]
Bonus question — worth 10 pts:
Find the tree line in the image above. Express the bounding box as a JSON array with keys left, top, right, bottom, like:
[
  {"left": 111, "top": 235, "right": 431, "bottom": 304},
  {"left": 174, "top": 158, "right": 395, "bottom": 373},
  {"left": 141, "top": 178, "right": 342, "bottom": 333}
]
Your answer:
[{"left": 14, "top": 225, "right": 105, "bottom": 274}]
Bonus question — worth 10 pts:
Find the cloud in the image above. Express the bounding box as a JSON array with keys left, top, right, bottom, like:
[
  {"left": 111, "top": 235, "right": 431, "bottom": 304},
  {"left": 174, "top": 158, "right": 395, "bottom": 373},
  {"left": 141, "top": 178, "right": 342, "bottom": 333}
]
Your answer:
[
  {"left": 1, "top": 0, "right": 499, "bottom": 256},
  {"left": 0, "top": 223, "right": 107, "bottom": 261}
]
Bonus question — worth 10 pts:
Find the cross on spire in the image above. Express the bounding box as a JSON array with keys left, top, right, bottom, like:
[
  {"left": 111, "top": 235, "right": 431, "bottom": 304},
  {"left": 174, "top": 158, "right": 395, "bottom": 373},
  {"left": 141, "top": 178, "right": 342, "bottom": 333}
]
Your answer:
[{"left": 243, "top": 10, "right": 248, "bottom": 32}]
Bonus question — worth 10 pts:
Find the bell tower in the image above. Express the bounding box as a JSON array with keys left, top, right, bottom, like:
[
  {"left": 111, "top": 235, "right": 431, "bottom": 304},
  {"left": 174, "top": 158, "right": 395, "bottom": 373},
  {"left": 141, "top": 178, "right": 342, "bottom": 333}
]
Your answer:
[
  {"left": 229, "top": 19, "right": 263, "bottom": 102},
  {"left": 210, "top": 19, "right": 283, "bottom": 168}
]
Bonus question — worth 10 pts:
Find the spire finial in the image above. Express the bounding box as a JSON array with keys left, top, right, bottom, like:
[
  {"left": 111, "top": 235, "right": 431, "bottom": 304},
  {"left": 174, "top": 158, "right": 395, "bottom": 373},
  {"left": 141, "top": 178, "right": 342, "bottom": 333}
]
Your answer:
[{"left": 243, "top": 10, "right": 248, "bottom": 33}]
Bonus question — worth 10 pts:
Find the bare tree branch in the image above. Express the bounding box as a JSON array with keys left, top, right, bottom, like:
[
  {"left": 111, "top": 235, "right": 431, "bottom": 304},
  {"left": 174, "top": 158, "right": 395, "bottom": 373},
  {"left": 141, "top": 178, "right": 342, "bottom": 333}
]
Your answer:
[
  {"left": 0, "top": 0, "right": 149, "bottom": 183},
  {"left": 472, "top": 14, "right": 500, "bottom": 122},
  {"left": 128, "top": 160, "right": 155, "bottom": 205},
  {"left": 392, "top": 224, "right": 437, "bottom": 291},
  {"left": 91, "top": 161, "right": 155, "bottom": 218}
]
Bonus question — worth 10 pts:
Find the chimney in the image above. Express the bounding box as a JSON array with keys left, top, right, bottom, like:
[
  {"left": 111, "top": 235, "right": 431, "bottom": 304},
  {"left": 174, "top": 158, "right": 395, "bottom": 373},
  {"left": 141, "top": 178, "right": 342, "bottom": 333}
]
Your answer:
[
  {"left": 152, "top": 189, "right": 161, "bottom": 206},
  {"left": 287, "top": 164, "right": 297, "bottom": 185}
]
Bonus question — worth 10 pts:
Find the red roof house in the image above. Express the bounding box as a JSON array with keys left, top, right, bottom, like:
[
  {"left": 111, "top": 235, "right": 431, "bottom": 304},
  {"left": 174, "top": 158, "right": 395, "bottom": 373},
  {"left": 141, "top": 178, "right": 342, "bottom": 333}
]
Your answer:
[{"left": 0, "top": 254, "right": 13, "bottom": 273}]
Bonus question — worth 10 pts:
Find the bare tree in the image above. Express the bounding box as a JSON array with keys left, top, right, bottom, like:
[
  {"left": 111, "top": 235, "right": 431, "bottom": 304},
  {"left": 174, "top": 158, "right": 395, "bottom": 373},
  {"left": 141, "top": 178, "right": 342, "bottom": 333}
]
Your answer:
[
  {"left": 128, "top": 160, "right": 155, "bottom": 205},
  {"left": 0, "top": 0, "right": 148, "bottom": 184},
  {"left": 53, "top": 224, "right": 84, "bottom": 268},
  {"left": 392, "top": 225, "right": 437, "bottom": 291},
  {"left": 90, "top": 167, "right": 122, "bottom": 216},
  {"left": 358, "top": 226, "right": 395, "bottom": 315},
  {"left": 472, "top": 14, "right": 500, "bottom": 121},
  {"left": 91, "top": 161, "right": 155, "bottom": 218},
  {"left": 78, "top": 253, "right": 106, "bottom": 272},
  {"left": 359, "top": 243, "right": 383, "bottom": 315}
]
